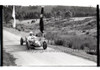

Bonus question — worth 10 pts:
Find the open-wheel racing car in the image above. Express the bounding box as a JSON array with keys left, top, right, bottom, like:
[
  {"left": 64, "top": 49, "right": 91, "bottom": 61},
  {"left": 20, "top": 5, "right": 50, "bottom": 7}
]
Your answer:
[{"left": 20, "top": 32, "right": 47, "bottom": 50}]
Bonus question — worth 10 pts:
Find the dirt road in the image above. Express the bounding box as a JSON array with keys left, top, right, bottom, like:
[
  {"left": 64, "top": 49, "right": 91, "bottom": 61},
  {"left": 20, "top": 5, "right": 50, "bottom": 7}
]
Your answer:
[{"left": 3, "top": 30, "right": 96, "bottom": 66}]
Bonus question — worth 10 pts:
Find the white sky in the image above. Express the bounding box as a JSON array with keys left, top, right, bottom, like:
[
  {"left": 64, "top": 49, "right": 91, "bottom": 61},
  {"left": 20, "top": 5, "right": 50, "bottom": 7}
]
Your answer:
[{"left": 0, "top": 0, "right": 100, "bottom": 7}]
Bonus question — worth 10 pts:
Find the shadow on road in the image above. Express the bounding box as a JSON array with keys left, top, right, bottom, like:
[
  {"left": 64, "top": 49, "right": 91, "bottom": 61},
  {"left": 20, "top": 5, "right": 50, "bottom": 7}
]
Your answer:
[{"left": 4, "top": 44, "right": 45, "bottom": 53}]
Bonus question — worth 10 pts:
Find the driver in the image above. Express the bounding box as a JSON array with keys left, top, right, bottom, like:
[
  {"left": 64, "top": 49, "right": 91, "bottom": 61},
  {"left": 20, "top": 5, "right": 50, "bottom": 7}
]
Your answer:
[
  {"left": 27, "top": 31, "right": 41, "bottom": 46},
  {"left": 28, "top": 31, "right": 37, "bottom": 41},
  {"left": 29, "top": 31, "right": 34, "bottom": 36}
]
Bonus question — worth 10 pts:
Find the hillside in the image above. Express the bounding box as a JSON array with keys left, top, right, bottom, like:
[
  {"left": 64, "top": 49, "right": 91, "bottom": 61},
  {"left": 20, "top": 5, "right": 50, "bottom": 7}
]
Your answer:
[{"left": 3, "top": 5, "right": 97, "bottom": 22}]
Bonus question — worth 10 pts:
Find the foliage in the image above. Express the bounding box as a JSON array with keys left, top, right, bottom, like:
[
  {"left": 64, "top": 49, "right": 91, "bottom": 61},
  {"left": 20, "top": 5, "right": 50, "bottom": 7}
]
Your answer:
[
  {"left": 51, "top": 6, "right": 96, "bottom": 17},
  {"left": 3, "top": 6, "right": 13, "bottom": 23},
  {"left": 3, "top": 6, "right": 96, "bottom": 22},
  {"left": 45, "top": 30, "right": 97, "bottom": 54}
]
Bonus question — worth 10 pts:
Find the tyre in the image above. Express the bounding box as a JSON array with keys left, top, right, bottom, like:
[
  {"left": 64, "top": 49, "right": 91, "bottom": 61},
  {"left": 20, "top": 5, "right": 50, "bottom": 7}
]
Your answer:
[
  {"left": 26, "top": 42, "right": 30, "bottom": 50},
  {"left": 43, "top": 41, "right": 47, "bottom": 50},
  {"left": 20, "top": 38, "right": 23, "bottom": 45}
]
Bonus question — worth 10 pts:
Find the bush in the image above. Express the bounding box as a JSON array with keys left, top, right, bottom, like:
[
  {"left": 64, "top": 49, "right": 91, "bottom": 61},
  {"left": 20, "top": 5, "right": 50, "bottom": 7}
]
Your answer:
[
  {"left": 3, "top": 23, "right": 12, "bottom": 28},
  {"left": 16, "top": 24, "right": 25, "bottom": 31},
  {"left": 54, "top": 39, "right": 64, "bottom": 45},
  {"left": 64, "top": 41, "right": 72, "bottom": 48},
  {"left": 45, "top": 32, "right": 59, "bottom": 40},
  {"left": 68, "top": 37, "right": 84, "bottom": 49}
]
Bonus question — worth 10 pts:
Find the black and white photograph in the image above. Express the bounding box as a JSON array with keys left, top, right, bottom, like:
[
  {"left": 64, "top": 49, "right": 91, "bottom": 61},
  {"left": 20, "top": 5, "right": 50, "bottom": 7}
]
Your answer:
[{"left": 2, "top": 5, "right": 98, "bottom": 66}]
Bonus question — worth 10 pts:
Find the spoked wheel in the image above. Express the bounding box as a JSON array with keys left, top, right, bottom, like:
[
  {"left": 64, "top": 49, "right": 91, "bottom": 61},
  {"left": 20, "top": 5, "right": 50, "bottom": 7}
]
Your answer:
[
  {"left": 20, "top": 38, "right": 23, "bottom": 45},
  {"left": 43, "top": 41, "right": 47, "bottom": 50}
]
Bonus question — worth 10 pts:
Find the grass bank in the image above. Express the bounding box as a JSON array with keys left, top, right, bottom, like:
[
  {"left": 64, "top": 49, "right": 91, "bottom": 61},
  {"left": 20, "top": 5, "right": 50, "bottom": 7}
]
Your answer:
[{"left": 3, "top": 50, "right": 16, "bottom": 66}]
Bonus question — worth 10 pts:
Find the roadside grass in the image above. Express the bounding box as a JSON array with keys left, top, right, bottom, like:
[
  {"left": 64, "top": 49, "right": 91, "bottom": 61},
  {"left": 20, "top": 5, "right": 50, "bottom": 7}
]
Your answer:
[
  {"left": 3, "top": 50, "right": 16, "bottom": 66},
  {"left": 49, "top": 44, "right": 97, "bottom": 62},
  {"left": 45, "top": 32, "right": 97, "bottom": 55}
]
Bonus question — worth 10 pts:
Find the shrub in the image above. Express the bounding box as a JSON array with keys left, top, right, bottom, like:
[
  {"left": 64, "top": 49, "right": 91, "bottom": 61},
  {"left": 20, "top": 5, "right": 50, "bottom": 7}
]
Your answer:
[
  {"left": 15, "top": 24, "right": 26, "bottom": 31},
  {"left": 54, "top": 39, "right": 64, "bottom": 45},
  {"left": 3, "top": 23, "right": 12, "bottom": 28},
  {"left": 66, "top": 41, "right": 73, "bottom": 48}
]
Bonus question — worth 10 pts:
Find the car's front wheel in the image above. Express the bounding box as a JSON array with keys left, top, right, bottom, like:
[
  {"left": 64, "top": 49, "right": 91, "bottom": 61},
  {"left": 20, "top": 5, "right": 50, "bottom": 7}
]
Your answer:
[
  {"left": 20, "top": 38, "right": 23, "bottom": 45},
  {"left": 43, "top": 41, "right": 47, "bottom": 50},
  {"left": 26, "top": 42, "right": 30, "bottom": 50}
]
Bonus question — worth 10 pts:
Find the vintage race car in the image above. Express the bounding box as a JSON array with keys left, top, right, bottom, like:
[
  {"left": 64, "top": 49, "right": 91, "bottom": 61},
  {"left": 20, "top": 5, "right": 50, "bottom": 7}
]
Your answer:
[{"left": 20, "top": 35, "right": 47, "bottom": 50}]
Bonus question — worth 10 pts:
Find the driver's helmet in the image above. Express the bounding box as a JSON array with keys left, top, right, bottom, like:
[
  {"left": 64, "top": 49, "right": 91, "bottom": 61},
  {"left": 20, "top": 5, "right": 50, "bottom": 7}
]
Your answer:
[{"left": 29, "top": 31, "right": 33, "bottom": 36}]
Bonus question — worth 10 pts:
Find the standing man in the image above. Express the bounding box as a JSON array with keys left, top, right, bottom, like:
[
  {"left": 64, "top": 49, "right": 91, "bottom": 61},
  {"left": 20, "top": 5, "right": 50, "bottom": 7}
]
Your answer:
[{"left": 39, "top": 6, "right": 44, "bottom": 34}]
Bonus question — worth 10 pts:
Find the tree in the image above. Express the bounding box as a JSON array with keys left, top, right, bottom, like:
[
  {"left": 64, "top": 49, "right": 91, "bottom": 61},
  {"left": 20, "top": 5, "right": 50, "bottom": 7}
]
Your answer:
[
  {"left": 64, "top": 11, "right": 72, "bottom": 19},
  {"left": 3, "top": 6, "right": 13, "bottom": 24},
  {"left": 44, "top": 13, "right": 51, "bottom": 18}
]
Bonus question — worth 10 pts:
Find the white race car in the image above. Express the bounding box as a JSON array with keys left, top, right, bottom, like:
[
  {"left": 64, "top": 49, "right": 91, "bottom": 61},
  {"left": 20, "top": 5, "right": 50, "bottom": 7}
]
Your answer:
[{"left": 20, "top": 34, "right": 47, "bottom": 50}]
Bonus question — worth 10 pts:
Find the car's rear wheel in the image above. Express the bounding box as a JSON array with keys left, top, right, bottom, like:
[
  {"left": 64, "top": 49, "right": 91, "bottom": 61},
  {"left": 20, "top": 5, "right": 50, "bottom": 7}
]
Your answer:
[
  {"left": 43, "top": 41, "right": 47, "bottom": 50},
  {"left": 20, "top": 38, "right": 23, "bottom": 45}
]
